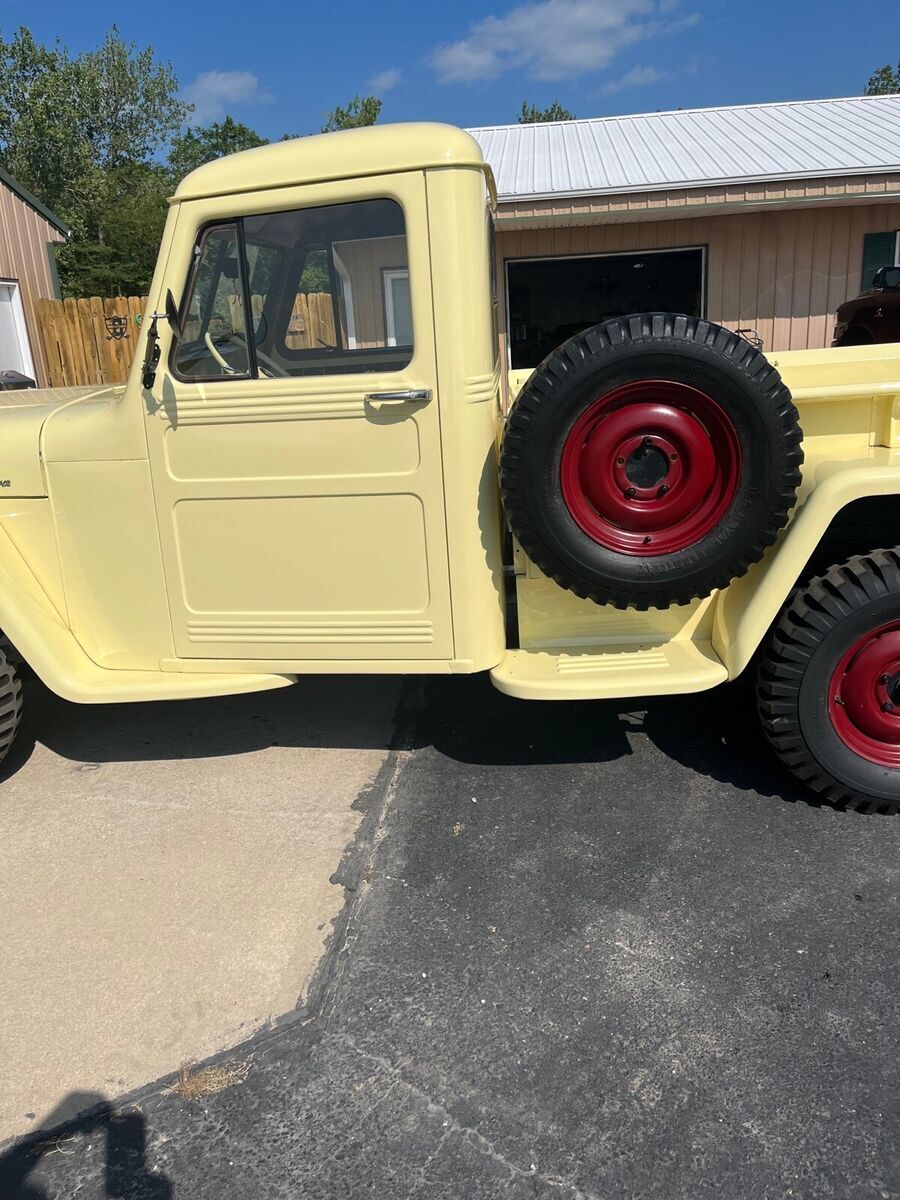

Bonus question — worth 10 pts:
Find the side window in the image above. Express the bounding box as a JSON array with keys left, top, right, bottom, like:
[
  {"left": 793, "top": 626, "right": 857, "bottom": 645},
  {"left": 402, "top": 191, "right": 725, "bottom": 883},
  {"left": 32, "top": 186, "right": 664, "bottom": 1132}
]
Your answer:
[
  {"left": 174, "top": 224, "right": 251, "bottom": 379},
  {"left": 243, "top": 198, "right": 413, "bottom": 376}
]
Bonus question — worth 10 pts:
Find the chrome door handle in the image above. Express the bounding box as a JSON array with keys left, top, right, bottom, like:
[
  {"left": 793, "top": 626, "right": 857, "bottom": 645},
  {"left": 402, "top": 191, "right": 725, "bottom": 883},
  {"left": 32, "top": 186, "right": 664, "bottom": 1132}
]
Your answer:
[{"left": 364, "top": 389, "right": 432, "bottom": 405}]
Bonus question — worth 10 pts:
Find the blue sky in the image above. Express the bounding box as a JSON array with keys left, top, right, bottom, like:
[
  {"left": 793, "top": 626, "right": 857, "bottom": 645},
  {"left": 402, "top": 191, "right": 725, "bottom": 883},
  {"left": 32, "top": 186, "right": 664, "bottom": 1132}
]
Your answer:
[{"left": 8, "top": 0, "right": 900, "bottom": 136}]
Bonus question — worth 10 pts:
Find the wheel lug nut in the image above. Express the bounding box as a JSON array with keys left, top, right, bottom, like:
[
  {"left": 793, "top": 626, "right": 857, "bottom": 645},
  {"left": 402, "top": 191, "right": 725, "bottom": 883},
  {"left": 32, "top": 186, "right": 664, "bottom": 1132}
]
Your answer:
[
  {"left": 659, "top": 485, "right": 669, "bottom": 496},
  {"left": 670, "top": 453, "right": 678, "bottom": 461},
  {"left": 879, "top": 674, "right": 889, "bottom": 685},
  {"left": 642, "top": 437, "right": 653, "bottom": 449},
  {"left": 625, "top": 487, "right": 636, "bottom": 498},
  {"left": 883, "top": 700, "right": 895, "bottom": 713},
  {"left": 616, "top": 456, "right": 625, "bottom": 465}
]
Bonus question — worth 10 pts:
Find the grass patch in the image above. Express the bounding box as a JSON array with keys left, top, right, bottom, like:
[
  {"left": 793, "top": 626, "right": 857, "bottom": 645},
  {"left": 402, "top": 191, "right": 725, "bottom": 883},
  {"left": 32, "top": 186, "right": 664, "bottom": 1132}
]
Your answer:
[{"left": 167, "top": 1057, "right": 251, "bottom": 1101}]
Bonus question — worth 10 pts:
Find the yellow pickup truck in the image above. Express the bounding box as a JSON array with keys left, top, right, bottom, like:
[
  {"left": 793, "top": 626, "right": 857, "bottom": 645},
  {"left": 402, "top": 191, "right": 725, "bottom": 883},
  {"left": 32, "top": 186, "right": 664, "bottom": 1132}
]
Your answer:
[{"left": 2, "top": 124, "right": 899, "bottom": 812}]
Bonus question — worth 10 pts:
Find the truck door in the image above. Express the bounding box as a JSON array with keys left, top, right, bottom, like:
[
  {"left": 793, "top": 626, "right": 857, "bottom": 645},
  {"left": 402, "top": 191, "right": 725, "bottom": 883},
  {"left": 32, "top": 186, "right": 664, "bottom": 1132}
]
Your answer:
[{"left": 145, "top": 175, "right": 454, "bottom": 663}]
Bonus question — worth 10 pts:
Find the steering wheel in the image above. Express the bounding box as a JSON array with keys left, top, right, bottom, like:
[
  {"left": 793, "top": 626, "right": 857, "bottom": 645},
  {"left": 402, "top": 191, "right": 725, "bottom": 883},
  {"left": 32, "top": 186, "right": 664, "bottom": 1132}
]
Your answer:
[
  {"left": 204, "top": 331, "right": 240, "bottom": 374},
  {"left": 204, "top": 331, "right": 289, "bottom": 378}
]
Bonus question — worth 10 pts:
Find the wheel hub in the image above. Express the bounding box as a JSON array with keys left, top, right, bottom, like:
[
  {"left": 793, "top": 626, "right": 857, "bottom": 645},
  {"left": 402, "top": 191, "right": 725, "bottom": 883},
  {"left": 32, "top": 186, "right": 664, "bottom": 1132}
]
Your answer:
[
  {"left": 829, "top": 621, "right": 900, "bottom": 766},
  {"left": 619, "top": 437, "right": 674, "bottom": 493},
  {"left": 559, "top": 380, "right": 742, "bottom": 556}
]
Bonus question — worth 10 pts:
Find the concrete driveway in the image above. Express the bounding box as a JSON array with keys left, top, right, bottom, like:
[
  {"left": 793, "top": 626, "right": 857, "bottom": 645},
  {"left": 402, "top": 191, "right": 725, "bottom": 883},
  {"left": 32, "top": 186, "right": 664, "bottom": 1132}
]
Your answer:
[{"left": 0, "top": 673, "right": 398, "bottom": 1143}]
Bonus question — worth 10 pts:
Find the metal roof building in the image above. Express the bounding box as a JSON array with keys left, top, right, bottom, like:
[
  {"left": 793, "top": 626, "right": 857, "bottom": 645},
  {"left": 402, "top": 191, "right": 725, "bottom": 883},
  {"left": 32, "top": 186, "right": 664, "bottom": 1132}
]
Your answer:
[
  {"left": 470, "top": 95, "right": 900, "bottom": 201},
  {"left": 0, "top": 167, "right": 67, "bottom": 387},
  {"left": 469, "top": 96, "right": 900, "bottom": 365}
]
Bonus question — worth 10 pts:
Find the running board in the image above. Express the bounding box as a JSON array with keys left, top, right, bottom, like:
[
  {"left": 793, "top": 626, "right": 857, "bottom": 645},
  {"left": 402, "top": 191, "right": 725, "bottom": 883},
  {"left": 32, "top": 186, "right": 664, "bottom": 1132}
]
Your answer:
[{"left": 490, "top": 640, "right": 727, "bottom": 701}]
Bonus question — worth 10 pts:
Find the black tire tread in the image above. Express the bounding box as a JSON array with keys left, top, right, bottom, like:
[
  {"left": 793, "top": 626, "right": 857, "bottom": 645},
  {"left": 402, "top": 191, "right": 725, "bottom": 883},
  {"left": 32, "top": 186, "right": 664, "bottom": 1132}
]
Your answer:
[
  {"left": 500, "top": 313, "right": 804, "bottom": 609},
  {"left": 757, "top": 548, "right": 900, "bottom": 814},
  {"left": 0, "top": 638, "right": 23, "bottom": 768}
]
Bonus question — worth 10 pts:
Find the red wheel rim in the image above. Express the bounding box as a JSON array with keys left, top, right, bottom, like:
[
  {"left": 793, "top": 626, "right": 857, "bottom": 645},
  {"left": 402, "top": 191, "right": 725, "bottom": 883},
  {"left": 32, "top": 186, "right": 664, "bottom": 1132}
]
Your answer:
[
  {"left": 828, "top": 620, "right": 900, "bottom": 767},
  {"left": 559, "top": 380, "right": 742, "bottom": 556}
]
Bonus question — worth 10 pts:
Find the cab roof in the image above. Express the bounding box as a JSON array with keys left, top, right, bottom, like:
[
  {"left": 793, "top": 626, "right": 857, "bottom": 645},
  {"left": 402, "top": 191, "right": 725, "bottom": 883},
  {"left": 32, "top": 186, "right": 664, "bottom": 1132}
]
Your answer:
[{"left": 172, "top": 122, "right": 487, "bottom": 203}]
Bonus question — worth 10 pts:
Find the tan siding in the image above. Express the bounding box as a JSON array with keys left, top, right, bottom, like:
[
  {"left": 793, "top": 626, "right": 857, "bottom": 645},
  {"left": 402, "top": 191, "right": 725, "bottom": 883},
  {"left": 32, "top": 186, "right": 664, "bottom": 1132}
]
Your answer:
[
  {"left": 496, "top": 200, "right": 900, "bottom": 356},
  {"left": 0, "top": 182, "right": 65, "bottom": 387},
  {"left": 334, "top": 235, "right": 407, "bottom": 348}
]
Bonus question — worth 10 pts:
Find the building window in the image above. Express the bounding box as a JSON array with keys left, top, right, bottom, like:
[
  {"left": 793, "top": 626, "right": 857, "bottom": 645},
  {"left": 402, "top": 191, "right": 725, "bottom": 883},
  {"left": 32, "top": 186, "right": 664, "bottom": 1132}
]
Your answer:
[
  {"left": 383, "top": 268, "right": 412, "bottom": 347},
  {"left": 0, "top": 279, "right": 37, "bottom": 382},
  {"left": 506, "top": 247, "right": 705, "bottom": 370},
  {"left": 861, "top": 231, "right": 900, "bottom": 290}
]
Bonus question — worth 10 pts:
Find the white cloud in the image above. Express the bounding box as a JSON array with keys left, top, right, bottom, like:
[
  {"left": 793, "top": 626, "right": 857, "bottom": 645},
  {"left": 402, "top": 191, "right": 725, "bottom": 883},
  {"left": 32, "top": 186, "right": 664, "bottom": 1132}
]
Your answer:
[
  {"left": 369, "top": 68, "right": 402, "bottom": 93},
  {"left": 431, "top": 0, "right": 698, "bottom": 84},
  {"left": 182, "top": 70, "right": 274, "bottom": 125},
  {"left": 603, "top": 64, "right": 669, "bottom": 93}
]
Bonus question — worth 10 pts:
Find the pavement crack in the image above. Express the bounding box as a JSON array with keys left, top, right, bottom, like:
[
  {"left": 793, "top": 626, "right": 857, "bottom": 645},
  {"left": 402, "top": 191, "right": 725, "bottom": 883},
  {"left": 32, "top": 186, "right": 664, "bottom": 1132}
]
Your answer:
[{"left": 330, "top": 1033, "right": 603, "bottom": 1200}]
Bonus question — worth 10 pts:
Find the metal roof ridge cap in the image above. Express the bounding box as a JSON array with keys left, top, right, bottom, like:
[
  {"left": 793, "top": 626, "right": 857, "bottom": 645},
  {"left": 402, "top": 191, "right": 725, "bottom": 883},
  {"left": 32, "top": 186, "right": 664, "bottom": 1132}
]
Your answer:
[{"left": 466, "top": 93, "right": 900, "bottom": 134}]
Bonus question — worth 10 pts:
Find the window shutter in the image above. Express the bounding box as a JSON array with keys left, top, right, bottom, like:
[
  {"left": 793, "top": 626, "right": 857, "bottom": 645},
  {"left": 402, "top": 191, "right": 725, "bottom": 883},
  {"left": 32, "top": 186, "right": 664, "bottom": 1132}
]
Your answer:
[{"left": 861, "top": 231, "right": 898, "bottom": 290}]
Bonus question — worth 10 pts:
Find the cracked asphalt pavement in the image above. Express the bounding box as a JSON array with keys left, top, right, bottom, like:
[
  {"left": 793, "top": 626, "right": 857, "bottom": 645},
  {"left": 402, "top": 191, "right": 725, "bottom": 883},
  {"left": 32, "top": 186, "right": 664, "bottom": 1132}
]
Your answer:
[{"left": 1, "top": 673, "right": 898, "bottom": 1199}]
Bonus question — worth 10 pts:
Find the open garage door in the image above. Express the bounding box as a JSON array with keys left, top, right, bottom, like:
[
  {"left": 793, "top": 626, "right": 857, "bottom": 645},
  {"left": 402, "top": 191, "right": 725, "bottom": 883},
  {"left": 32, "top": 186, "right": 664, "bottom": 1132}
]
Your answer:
[{"left": 506, "top": 247, "right": 705, "bottom": 370}]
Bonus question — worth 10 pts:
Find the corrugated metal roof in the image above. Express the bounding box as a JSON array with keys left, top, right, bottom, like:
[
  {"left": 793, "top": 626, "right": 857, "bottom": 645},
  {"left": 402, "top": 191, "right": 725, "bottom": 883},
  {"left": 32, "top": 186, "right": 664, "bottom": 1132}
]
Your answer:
[{"left": 468, "top": 95, "right": 900, "bottom": 202}]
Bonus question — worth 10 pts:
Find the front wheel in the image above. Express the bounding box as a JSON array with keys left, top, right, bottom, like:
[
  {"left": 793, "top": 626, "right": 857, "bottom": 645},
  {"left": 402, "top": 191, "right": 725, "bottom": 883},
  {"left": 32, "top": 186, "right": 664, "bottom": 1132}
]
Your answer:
[
  {"left": 757, "top": 550, "right": 900, "bottom": 814},
  {"left": 0, "top": 640, "right": 23, "bottom": 770}
]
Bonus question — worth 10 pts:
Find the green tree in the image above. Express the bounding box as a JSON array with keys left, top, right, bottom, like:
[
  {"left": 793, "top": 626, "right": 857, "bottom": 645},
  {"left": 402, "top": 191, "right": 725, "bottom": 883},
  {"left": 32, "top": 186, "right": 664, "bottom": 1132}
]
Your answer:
[
  {"left": 168, "top": 116, "right": 269, "bottom": 181},
  {"left": 55, "top": 162, "right": 172, "bottom": 296},
  {"left": 519, "top": 100, "right": 576, "bottom": 123},
  {"left": 0, "top": 25, "right": 188, "bottom": 295},
  {"left": 865, "top": 61, "right": 900, "bottom": 94},
  {"left": 321, "top": 95, "right": 382, "bottom": 132}
]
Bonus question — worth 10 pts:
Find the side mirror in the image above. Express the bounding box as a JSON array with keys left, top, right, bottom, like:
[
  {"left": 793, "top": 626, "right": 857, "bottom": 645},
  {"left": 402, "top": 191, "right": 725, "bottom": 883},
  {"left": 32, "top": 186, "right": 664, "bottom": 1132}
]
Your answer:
[{"left": 165, "top": 288, "right": 184, "bottom": 342}]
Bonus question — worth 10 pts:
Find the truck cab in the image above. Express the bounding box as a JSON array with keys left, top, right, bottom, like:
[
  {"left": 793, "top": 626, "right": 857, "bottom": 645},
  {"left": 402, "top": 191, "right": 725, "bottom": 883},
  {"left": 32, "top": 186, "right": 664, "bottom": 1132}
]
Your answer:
[
  {"left": 1, "top": 123, "right": 899, "bottom": 812},
  {"left": 834, "top": 265, "right": 900, "bottom": 347}
]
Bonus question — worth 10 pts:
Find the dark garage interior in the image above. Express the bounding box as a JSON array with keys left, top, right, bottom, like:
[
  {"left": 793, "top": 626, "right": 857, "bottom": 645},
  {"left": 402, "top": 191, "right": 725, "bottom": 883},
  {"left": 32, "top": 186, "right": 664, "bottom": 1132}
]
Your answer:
[{"left": 506, "top": 247, "right": 705, "bottom": 368}]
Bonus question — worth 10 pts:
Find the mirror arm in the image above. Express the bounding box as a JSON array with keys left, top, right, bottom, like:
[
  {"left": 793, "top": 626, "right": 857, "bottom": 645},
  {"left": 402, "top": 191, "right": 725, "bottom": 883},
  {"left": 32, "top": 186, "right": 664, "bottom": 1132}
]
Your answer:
[
  {"left": 141, "top": 289, "right": 183, "bottom": 389},
  {"left": 141, "top": 313, "right": 163, "bottom": 389}
]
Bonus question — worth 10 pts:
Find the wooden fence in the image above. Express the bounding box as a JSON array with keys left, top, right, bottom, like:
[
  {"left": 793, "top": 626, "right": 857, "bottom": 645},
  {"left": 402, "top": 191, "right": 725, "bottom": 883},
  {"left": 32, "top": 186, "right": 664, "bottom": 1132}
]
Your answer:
[
  {"left": 36, "top": 296, "right": 148, "bottom": 388},
  {"left": 228, "top": 292, "right": 338, "bottom": 350},
  {"left": 35, "top": 291, "right": 338, "bottom": 388}
]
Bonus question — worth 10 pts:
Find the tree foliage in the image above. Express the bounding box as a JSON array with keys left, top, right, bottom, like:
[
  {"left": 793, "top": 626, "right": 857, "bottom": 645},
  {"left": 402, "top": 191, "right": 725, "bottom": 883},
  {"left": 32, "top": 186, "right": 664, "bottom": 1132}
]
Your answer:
[
  {"left": 322, "top": 95, "right": 382, "bottom": 132},
  {"left": 55, "top": 162, "right": 173, "bottom": 297},
  {"left": 0, "top": 25, "right": 383, "bottom": 297},
  {"left": 0, "top": 26, "right": 187, "bottom": 232},
  {"left": 168, "top": 116, "right": 269, "bottom": 181},
  {"left": 0, "top": 25, "right": 188, "bottom": 295},
  {"left": 519, "top": 100, "right": 576, "bottom": 123},
  {"left": 865, "top": 61, "right": 900, "bottom": 95}
]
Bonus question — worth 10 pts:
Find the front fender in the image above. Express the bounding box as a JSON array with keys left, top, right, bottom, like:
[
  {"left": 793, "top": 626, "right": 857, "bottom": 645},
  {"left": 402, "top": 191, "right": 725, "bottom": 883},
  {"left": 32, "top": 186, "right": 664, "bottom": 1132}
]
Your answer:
[
  {"left": 0, "top": 525, "right": 294, "bottom": 704},
  {"left": 714, "top": 449, "right": 900, "bottom": 678}
]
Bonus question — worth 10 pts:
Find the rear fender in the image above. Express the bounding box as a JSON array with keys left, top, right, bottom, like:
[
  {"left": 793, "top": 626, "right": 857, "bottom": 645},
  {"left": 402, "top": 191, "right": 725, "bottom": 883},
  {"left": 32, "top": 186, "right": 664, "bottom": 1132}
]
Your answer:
[{"left": 714, "top": 454, "right": 900, "bottom": 678}]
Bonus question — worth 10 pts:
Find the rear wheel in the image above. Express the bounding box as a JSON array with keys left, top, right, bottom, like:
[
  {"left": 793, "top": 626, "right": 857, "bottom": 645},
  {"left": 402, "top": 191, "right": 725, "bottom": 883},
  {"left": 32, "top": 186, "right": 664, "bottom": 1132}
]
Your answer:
[
  {"left": 0, "top": 641, "right": 23, "bottom": 769},
  {"left": 757, "top": 550, "right": 900, "bottom": 814}
]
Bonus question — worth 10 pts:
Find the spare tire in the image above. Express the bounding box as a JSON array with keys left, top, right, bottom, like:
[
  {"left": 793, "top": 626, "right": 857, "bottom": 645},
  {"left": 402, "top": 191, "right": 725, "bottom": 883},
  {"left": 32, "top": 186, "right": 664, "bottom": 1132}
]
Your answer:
[{"left": 500, "top": 313, "right": 803, "bottom": 610}]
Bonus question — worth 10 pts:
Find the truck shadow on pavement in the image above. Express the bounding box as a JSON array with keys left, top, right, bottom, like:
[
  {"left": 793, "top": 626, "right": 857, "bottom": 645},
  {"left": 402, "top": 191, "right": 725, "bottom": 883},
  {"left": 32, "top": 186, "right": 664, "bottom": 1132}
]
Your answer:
[
  {"left": 0, "top": 673, "right": 400, "bottom": 782},
  {"left": 0, "top": 1093, "right": 171, "bottom": 1199},
  {"left": 413, "top": 672, "right": 816, "bottom": 807},
  {"left": 2, "top": 668, "right": 822, "bottom": 812}
]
